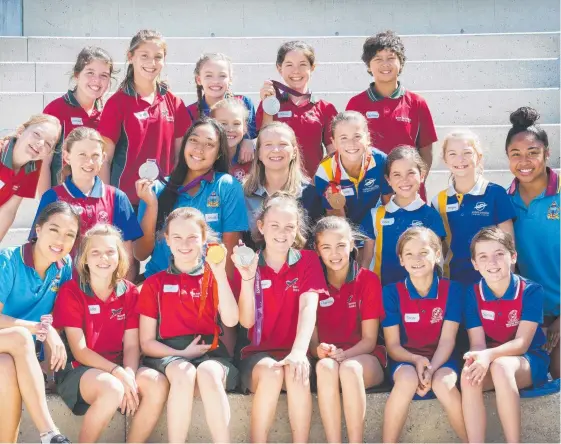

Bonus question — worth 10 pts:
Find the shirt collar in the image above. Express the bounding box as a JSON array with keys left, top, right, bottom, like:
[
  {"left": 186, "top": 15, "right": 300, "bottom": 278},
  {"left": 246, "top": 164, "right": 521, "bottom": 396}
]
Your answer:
[
  {"left": 332, "top": 149, "right": 377, "bottom": 184},
  {"left": 253, "top": 182, "right": 305, "bottom": 199},
  {"left": 20, "top": 242, "right": 65, "bottom": 270},
  {"left": 447, "top": 175, "right": 489, "bottom": 197},
  {"left": 63, "top": 175, "right": 104, "bottom": 198},
  {"left": 385, "top": 194, "right": 425, "bottom": 213},
  {"left": 479, "top": 274, "right": 520, "bottom": 301},
  {"left": 367, "top": 81, "right": 406, "bottom": 102},
  {"left": 258, "top": 248, "right": 302, "bottom": 267},
  {"left": 1, "top": 138, "right": 38, "bottom": 174},
  {"left": 507, "top": 167, "right": 560, "bottom": 197},
  {"left": 80, "top": 279, "right": 128, "bottom": 298},
  {"left": 167, "top": 259, "right": 205, "bottom": 276},
  {"left": 123, "top": 81, "right": 168, "bottom": 98},
  {"left": 63, "top": 89, "right": 102, "bottom": 111},
  {"left": 404, "top": 272, "right": 440, "bottom": 299}
]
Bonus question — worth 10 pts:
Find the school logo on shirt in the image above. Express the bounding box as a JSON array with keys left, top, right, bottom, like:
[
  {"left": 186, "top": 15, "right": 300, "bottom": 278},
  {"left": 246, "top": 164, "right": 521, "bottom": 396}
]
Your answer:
[
  {"left": 304, "top": 110, "right": 321, "bottom": 123},
  {"left": 110, "top": 308, "right": 125, "bottom": 321},
  {"left": 207, "top": 192, "right": 220, "bottom": 208},
  {"left": 12, "top": 184, "right": 20, "bottom": 192},
  {"left": 472, "top": 202, "right": 490, "bottom": 216},
  {"left": 285, "top": 278, "right": 299, "bottom": 292},
  {"left": 190, "top": 289, "right": 201, "bottom": 299},
  {"left": 72, "top": 204, "right": 84, "bottom": 215},
  {"left": 395, "top": 116, "right": 412, "bottom": 123},
  {"left": 410, "top": 220, "right": 423, "bottom": 227},
  {"left": 363, "top": 178, "right": 378, "bottom": 193},
  {"left": 547, "top": 201, "right": 559, "bottom": 220},
  {"left": 161, "top": 109, "right": 174, "bottom": 122},
  {"left": 50, "top": 274, "right": 61, "bottom": 293},
  {"left": 347, "top": 294, "right": 356, "bottom": 309},
  {"left": 430, "top": 307, "right": 443, "bottom": 324},
  {"left": 98, "top": 211, "right": 109, "bottom": 223},
  {"left": 506, "top": 310, "right": 520, "bottom": 328}
]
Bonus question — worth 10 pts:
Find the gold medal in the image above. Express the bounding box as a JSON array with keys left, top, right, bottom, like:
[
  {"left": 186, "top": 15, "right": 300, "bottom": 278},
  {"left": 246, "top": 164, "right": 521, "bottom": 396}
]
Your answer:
[
  {"left": 327, "top": 190, "right": 346, "bottom": 210},
  {"left": 207, "top": 244, "right": 226, "bottom": 264}
]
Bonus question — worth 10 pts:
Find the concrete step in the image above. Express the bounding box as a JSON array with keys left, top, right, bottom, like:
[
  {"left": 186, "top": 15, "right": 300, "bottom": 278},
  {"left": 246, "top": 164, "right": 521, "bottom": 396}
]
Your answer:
[
  {"left": 1, "top": 33, "right": 559, "bottom": 63},
  {"left": 2, "top": 58, "right": 559, "bottom": 93},
  {"left": 21, "top": 0, "right": 561, "bottom": 36},
  {"left": 18, "top": 392, "right": 560, "bottom": 443}
]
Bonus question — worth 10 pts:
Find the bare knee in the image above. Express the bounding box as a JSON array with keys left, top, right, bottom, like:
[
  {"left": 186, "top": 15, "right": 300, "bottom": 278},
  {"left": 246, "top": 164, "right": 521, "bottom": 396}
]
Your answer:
[
  {"left": 431, "top": 367, "right": 458, "bottom": 395},
  {"left": 254, "top": 360, "right": 284, "bottom": 385},
  {"left": 5, "top": 327, "right": 35, "bottom": 355},
  {"left": 392, "top": 365, "right": 419, "bottom": 393},
  {"left": 137, "top": 368, "right": 169, "bottom": 402},
  {"left": 316, "top": 358, "right": 339, "bottom": 379},
  {"left": 165, "top": 360, "right": 197, "bottom": 388},
  {"left": 489, "top": 357, "right": 516, "bottom": 382},
  {"left": 196, "top": 360, "right": 224, "bottom": 386},
  {"left": 339, "top": 359, "right": 363, "bottom": 381}
]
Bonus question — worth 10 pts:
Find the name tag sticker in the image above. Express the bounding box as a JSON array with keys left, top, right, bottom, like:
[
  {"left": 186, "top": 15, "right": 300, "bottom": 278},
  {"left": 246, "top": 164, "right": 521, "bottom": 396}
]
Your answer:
[
  {"left": 261, "top": 280, "right": 272, "bottom": 289},
  {"left": 134, "top": 111, "right": 150, "bottom": 120},
  {"left": 71, "top": 117, "right": 83, "bottom": 125},
  {"left": 164, "top": 284, "right": 179, "bottom": 293},
  {"left": 446, "top": 203, "right": 459, "bottom": 212},
  {"left": 381, "top": 218, "right": 395, "bottom": 226},
  {"left": 88, "top": 305, "right": 100, "bottom": 314},
  {"left": 319, "top": 297, "right": 335, "bottom": 308},
  {"left": 341, "top": 187, "right": 355, "bottom": 197},
  {"left": 205, "top": 213, "right": 219, "bottom": 222},
  {"left": 366, "top": 111, "right": 380, "bottom": 119},
  {"left": 405, "top": 313, "right": 420, "bottom": 323},
  {"left": 481, "top": 309, "right": 495, "bottom": 320},
  {"left": 277, "top": 111, "right": 292, "bottom": 118}
]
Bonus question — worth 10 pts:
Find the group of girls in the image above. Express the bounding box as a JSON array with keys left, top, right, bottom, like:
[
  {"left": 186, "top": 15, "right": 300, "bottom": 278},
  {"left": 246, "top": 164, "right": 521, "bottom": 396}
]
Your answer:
[{"left": 0, "top": 26, "right": 558, "bottom": 444}]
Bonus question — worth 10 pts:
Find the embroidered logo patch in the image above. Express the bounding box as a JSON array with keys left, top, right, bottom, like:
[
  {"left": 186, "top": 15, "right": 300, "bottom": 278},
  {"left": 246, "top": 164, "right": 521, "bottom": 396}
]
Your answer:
[
  {"left": 110, "top": 308, "right": 125, "bottom": 320},
  {"left": 547, "top": 201, "right": 559, "bottom": 220},
  {"left": 98, "top": 211, "right": 109, "bottom": 223},
  {"left": 285, "top": 278, "right": 299, "bottom": 291},
  {"left": 207, "top": 192, "right": 220, "bottom": 208},
  {"left": 430, "top": 307, "right": 443, "bottom": 324},
  {"left": 506, "top": 310, "right": 520, "bottom": 328},
  {"left": 347, "top": 294, "right": 356, "bottom": 309}
]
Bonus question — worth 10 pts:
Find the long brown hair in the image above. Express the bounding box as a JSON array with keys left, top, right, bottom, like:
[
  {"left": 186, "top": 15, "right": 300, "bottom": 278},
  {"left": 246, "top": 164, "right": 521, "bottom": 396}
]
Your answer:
[{"left": 193, "top": 53, "right": 233, "bottom": 118}]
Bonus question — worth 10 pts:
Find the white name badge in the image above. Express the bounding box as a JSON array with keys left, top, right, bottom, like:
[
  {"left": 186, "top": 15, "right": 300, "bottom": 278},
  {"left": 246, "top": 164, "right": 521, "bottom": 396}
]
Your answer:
[
  {"left": 205, "top": 213, "right": 219, "bottom": 222},
  {"left": 381, "top": 218, "right": 395, "bottom": 226},
  {"left": 261, "top": 280, "right": 272, "bottom": 289},
  {"left": 277, "top": 111, "right": 292, "bottom": 118},
  {"left": 71, "top": 117, "right": 84, "bottom": 125},
  {"left": 481, "top": 309, "right": 495, "bottom": 320},
  {"left": 88, "top": 305, "right": 100, "bottom": 314},
  {"left": 0, "top": 179, "right": 4, "bottom": 189},
  {"left": 446, "top": 203, "right": 459, "bottom": 212},
  {"left": 341, "top": 187, "right": 355, "bottom": 197},
  {"left": 164, "top": 284, "right": 179, "bottom": 293},
  {"left": 366, "top": 111, "right": 380, "bottom": 119},
  {"left": 319, "top": 297, "right": 335, "bottom": 308},
  {"left": 134, "top": 111, "right": 150, "bottom": 120},
  {"left": 405, "top": 313, "right": 420, "bottom": 323}
]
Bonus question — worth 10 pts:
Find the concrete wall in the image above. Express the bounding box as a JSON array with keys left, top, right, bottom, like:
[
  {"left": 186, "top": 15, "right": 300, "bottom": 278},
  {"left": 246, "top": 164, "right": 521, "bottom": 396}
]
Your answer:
[{"left": 22, "top": 0, "right": 561, "bottom": 37}]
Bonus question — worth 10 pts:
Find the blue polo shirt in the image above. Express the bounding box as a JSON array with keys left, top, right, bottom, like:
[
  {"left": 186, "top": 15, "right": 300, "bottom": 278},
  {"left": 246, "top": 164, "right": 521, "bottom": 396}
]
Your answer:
[
  {"left": 314, "top": 148, "right": 391, "bottom": 227},
  {"left": 432, "top": 177, "right": 516, "bottom": 285},
  {"left": 138, "top": 172, "right": 249, "bottom": 277},
  {"left": 507, "top": 168, "right": 560, "bottom": 316},
  {"left": 0, "top": 243, "right": 72, "bottom": 322},
  {"left": 31, "top": 176, "right": 142, "bottom": 242},
  {"left": 361, "top": 196, "right": 446, "bottom": 286}
]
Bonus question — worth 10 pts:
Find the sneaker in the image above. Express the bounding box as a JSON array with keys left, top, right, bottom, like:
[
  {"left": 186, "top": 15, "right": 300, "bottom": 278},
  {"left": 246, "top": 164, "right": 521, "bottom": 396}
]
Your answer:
[{"left": 40, "top": 432, "right": 71, "bottom": 444}]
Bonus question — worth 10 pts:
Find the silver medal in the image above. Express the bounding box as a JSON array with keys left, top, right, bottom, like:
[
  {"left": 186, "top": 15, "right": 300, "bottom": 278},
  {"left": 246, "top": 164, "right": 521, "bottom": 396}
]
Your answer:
[
  {"left": 237, "top": 245, "right": 255, "bottom": 266},
  {"left": 139, "top": 159, "right": 160, "bottom": 181},
  {"left": 263, "top": 96, "right": 281, "bottom": 116}
]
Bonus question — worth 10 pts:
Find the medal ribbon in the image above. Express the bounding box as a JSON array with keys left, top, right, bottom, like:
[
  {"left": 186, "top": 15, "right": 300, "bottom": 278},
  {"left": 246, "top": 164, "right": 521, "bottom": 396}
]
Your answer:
[
  {"left": 199, "top": 262, "right": 220, "bottom": 350},
  {"left": 271, "top": 80, "right": 311, "bottom": 101},
  {"left": 176, "top": 169, "right": 214, "bottom": 195},
  {"left": 329, "top": 151, "right": 372, "bottom": 192},
  {"left": 252, "top": 263, "right": 264, "bottom": 345}
]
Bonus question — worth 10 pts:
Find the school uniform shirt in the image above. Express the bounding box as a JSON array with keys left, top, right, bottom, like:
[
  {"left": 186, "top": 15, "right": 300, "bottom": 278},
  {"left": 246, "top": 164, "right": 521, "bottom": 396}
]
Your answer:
[
  {"left": 507, "top": 168, "right": 560, "bottom": 316},
  {"left": 382, "top": 274, "right": 463, "bottom": 358},
  {"left": 432, "top": 176, "right": 516, "bottom": 285},
  {"left": 233, "top": 249, "right": 328, "bottom": 360},
  {"left": 345, "top": 82, "right": 437, "bottom": 155},
  {"left": 185, "top": 95, "right": 257, "bottom": 139},
  {"left": 31, "top": 176, "right": 142, "bottom": 248},
  {"left": 317, "top": 261, "right": 387, "bottom": 366},
  {"left": 0, "top": 138, "right": 41, "bottom": 207},
  {"left": 43, "top": 90, "right": 103, "bottom": 186},
  {"left": 314, "top": 148, "right": 391, "bottom": 227},
  {"left": 137, "top": 261, "right": 218, "bottom": 339},
  {"left": 97, "top": 82, "right": 190, "bottom": 206},
  {"left": 52, "top": 279, "right": 139, "bottom": 368},
  {"left": 229, "top": 143, "right": 252, "bottom": 183},
  {"left": 256, "top": 94, "right": 338, "bottom": 177},
  {"left": 361, "top": 196, "right": 446, "bottom": 286},
  {"left": 0, "top": 242, "right": 72, "bottom": 322},
  {"left": 137, "top": 172, "right": 249, "bottom": 277}
]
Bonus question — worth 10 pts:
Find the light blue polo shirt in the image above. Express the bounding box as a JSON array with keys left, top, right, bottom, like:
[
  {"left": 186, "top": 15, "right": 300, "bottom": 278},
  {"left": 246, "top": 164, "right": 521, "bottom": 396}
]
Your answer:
[
  {"left": 508, "top": 168, "right": 560, "bottom": 316},
  {"left": 0, "top": 243, "right": 72, "bottom": 322},
  {"left": 138, "top": 172, "right": 249, "bottom": 277}
]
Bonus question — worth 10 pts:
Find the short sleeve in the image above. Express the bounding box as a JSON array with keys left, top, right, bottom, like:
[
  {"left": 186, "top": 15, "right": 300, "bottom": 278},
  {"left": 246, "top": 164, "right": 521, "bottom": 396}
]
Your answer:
[
  {"left": 299, "top": 183, "right": 325, "bottom": 227},
  {"left": 360, "top": 271, "right": 384, "bottom": 321},
  {"left": 375, "top": 152, "right": 392, "bottom": 195},
  {"left": 321, "top": 102, "right": 338, "bottom": 146},
  {"left": 52, "top": 281, "right": 84, "bottom": 329},
  {"left": 124, "top": 283, "right": 140, "bottom": 330},
  {"left": 113, "top": 189, "right": 143, "bottom": 241},
  {"left": 255, "top": 102, "right": 264, "bottom": 131},
  {"left": 242, "top": 96, "right": 258, "bottom": 139},
  {"left": 464, "top": 287, "right": 482, "bottom": 329},
  {"left": 98, "top": 95, "right": 124, "bottom": 144},
  {"left": 428, "top": 207, "right": 446, "bottom": 238},
  {"left": 136, "top": 278, "right": 159, "bottom": 319},
  {"left": 0, "top": 252, "right": 16, "bottom": 305},
  {"left": 219, "top": 176, "right": 249, "bottom": 233},
  {"left": 16, "top": 169, "right": 40, "bottom": 199},
  {"left": 444, "top": 281, "right": 463, "bottom": 323},
  {"left": 521, "top": 281, "right": 544, "bottom": 324},
  {"left": 299, "top": 252, "right": 328, "bottom": 296},
  {"left": 360, "top": 209, "right": 376, "bottom": 240},
  {"left": 174, "top": 97, "right": 190, "bottom": 139},
  {"left": 416, "top": 98, "right": 438, "bottom": 148},
  {"left": 493, "top": 187, "right": 517, "bottom": 225},
  {"left": 381, "top": 284, "right": 401, "bottom": 327},
  {"left": 137, "top": 181, "right": 166, "bottom": 223}
]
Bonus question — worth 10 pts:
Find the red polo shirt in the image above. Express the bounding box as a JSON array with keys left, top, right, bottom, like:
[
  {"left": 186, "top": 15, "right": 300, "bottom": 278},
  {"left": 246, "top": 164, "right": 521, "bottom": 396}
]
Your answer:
[
  {"left": 52, "top": 279, "right": 139, "bottom": 368},
  {"left": 235, "top": 249, "right": 328, "bottom": 360},
  {"left": 97, "top": 82, "right": 190, "bottom": 205},
  {"left": 256, "top": 95, "right": 338, "bottom": 177},
  {"left": 43, "top": 90, "right": 102, "bottom": 186},
  {"left": 0, "top": 138, "right": 40, "bottom": 207}
]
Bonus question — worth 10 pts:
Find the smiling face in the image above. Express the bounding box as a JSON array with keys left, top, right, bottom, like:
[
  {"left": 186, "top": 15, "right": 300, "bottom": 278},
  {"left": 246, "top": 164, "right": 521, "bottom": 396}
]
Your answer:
[
  {"left": 472, "top": 240, "right": 516, "bottom": 284},
  {"left": 14, "top": 122, "right": 59, "bottom": 164},
  {"left": 85, "top": 234, "right": 119, "bottom": 282},
  {"left": 184, "top": 123, "right": 220, "bottom": 175},
  {"left": 387, "top": 158, "right": 423, "bottom": 200},
  {"left": 258, "top": 206, "right": 298, "bottom": 256},
  {"left": 333, "top": 119, "right": 369, "bottom": 165},
  {"left": 129, "top": 41, "right": 165, "bottom": 84},
  {"left": 213, "top": 106, "right": 245, "bottom": 149},
  {"left": 196, "top": 59, "right": 231, "bottom": 101},
  {"left": 165, "top": 217, "right": 205, "bottom": 267},
  {"left": 444, "top": 139, "right": 481, "bottom": 180},
  {"left": 368, "top": 49, "right": 401, "bottom": 83},
  {"left": 507, "top": 132, "right": 548, "bottom": 185},
  {"left": 64, "top": 138, "right": 105, "bottom": 181},
  {"left": 75, "top": 59, "right": 111, "bottom": 102},
  {"left": 399, "top": 236, "right": 440, "bottom": 279},
  {"left": 35, "top": 213, "right": 79, "bottom": 262},
  {"left": 277, "top": 50, "right": 314, "bottom": 93},
  {"left": 258, "top": 127, "right": 296, "bottom": 172},
  {"left": 316, "top": 228, "right": 352, "bottom": 273}
]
